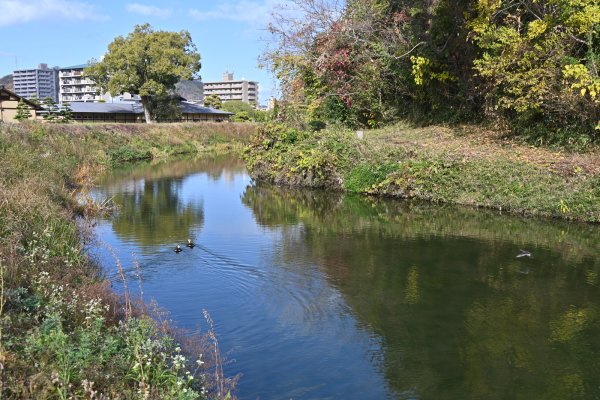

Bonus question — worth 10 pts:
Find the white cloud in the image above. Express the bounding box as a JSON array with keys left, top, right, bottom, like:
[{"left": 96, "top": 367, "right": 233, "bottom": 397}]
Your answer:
[
  {"left": 0, "top": 0, "right": 108, "bottom": 26},
  {"left": 189, "top": 0, "right": 287, "bottom": 26},
  {"left": 126, "top": 3, "right": 172, "bottom": 18}
]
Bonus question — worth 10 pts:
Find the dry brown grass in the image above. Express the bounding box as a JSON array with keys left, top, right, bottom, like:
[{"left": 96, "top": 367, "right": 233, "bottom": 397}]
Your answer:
[
  {"left": 40, "top": 121, "right": 258, "bottom": 143},
  {"left": 376, "top": 124, "right": 600, "bottom": 178}
]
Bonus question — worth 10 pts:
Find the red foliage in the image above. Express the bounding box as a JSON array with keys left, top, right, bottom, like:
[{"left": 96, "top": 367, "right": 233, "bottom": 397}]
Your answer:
[{"left": 393, "top": 10, "right": 410, "bottom": 24}]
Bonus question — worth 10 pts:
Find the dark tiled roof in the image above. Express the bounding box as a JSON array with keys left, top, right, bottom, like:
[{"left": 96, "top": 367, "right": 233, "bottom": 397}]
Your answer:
[
  {"left": 179, "top": 102, "right": 233, "bottom": 115},
  {"left": 175, "top": 80, "right": 203, "bottom": 101},
  {"left": 67, "top": 102, "right": 144, "bottom": 114},
  {"left": 60, "top": 101, "right": 231, "bottom": 115}
]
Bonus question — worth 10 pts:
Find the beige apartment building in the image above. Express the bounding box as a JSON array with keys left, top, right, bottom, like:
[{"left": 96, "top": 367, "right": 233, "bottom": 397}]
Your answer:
[
  {"left": 59, "top": 64, "right": 104, "bottom": 102},
  {"left": 203, "top": 72, "right": 258, "bottom": 105}
]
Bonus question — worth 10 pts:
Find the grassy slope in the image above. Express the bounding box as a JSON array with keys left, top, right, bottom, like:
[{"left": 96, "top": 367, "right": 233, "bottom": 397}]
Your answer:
[
  {"left": 243, "top": 123, "right": 600, "bottom": 223},
  {"left": 0, "top": 121, "right": 255, "bottom": 399}
]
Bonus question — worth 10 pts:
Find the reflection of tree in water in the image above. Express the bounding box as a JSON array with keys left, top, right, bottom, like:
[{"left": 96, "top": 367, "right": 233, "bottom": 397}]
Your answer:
[
  {"left": 242, "top": 184, "right": 600, "bottom": 399},
  {"left": 111, "top": 177, "right": 203, "bottom": 247},
  {"left": 97, "top": 155, "right": 247, "bottom": 247},
  {"left": 98, "top": 154, "right": 246, "bottom": 189},
  {"left": 241, "top": 183, "right": 342, "bottom": 227}
]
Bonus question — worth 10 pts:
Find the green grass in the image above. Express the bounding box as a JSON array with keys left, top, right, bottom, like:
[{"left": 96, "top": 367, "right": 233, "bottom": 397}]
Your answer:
[
  {"left": 109, "top": 146, "right": 154, "bottom": 163},
  {"left": 243, "top": 123, "right": 600, "bottom": 222}
]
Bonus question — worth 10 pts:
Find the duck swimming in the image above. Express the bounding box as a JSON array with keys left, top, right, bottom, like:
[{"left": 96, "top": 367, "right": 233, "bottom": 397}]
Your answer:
[
  {"left": 174, "top": 245, "right": 183, "bottom": 253},
  {"left": 187, "top": 239, "right": 195, "bottom": 248}
]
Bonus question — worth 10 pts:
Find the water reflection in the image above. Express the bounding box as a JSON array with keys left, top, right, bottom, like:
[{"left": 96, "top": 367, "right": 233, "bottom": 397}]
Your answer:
[
  {"left": 93, "top": 157, "right": 600, "bottom": 400},
  {"left": 242, "top": 184, "right": 600, "bottom": 399},
  {"left": 118, "top": 179, "right": 202, "bottom": 243},
  {"left": 94, "top": 156, "right": 246, "bottom": 249},
  {"left": 96, "top": 155, "right": 246, "bottom": 186}
]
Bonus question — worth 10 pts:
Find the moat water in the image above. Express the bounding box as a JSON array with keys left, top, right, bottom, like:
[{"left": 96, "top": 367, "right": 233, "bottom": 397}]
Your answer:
[{"left": 91, "top": 155, "right": 600, "bottom": 399}]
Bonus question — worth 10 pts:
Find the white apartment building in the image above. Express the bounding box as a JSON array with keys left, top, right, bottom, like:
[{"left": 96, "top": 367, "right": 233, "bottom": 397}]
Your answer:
[
  {"left": 203, "top": 72, "right": 258, "bottom": 105},
  {"left": 59, "top": 64, "right": 104, "bottom": 103},
  {"left": 13, "top": 64, "right": 59, "bottom": 102}
]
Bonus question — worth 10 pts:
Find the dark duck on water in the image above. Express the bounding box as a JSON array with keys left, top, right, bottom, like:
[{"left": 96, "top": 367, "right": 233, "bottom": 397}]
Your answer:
[
  {"left": 174, "top": 245, "right": 183, "bottom": 253},
  {"left": 187, "top": 239, "right": 195, "bottom": 248}
]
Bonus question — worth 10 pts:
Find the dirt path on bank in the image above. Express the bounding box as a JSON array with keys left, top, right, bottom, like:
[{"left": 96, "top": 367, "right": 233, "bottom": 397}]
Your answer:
[{"left": 378, "top": 125, "right": 600, "bottom": 178}]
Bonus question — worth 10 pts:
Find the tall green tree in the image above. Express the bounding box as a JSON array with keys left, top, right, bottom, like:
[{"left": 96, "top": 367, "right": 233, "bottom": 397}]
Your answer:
[
  {"left": 470, "top": 0, "right": 600, "bottom": 134},
  {"left": 149, "top": 94, "right": 183, "bottom": 122},
  {"left": 203, "top": 94, "right": 222, "bottom": 109},
  {"left": 265, "top": 0, "right": 598, "bottom": 141},
  {"left": 85, "top": 24, "right": 201, "bottom": 124},
  {"left": 221, "top": 101, "right": 253, "bottom": 122},
  {"left": 265, "top": 0, "right": 477, "bottom": 127},
  {"left": 14, "top": 99, "right": 32, "bottom": 121},
  {"left": 221, "top": 100, "right": 254, "bottom": 114},
  {"left": 221, "top": 100, "right": 272, "bottom": 122}
]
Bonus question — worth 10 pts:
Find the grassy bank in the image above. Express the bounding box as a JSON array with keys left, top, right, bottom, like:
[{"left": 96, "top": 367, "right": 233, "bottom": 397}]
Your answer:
[
  {"left": 0, "top": 121, "right": 255, "bottom": 399},
  {"left": 243, "top": 123, "right": 600, "bottom": 223}
]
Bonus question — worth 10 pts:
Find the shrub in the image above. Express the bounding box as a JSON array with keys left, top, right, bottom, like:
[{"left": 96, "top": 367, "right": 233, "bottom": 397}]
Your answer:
[{"left": 109, "top": 146, "right": 153, "bottom": 163}]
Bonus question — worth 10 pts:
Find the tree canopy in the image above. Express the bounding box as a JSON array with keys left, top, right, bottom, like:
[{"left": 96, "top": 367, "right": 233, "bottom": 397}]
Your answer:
[
  {"left": 14, "top": 99, "right": 31, "bottom": 121},
  {"left": 85, "top": 24, "right": 201, "bottom": 123},
  {"left": 220, "top": 100, "right": 254, "bottom": 113},
  {"left": 220, "top": 100, "right": 274, "bottom": 122},
  {"left": 203, "top": 94, "right": 222, "bottom": 109},
  {"left": 42, "top": 97, "right": 59, "bottom": 123},
  {"left": 265, "top": 0, "right": 599, "bottom": 144}
]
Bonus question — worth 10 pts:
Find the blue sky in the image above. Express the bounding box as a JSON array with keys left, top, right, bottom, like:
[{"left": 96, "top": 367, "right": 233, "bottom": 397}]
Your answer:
[{"left": 0, "top": 0, "right": 286, "bottom": 104}]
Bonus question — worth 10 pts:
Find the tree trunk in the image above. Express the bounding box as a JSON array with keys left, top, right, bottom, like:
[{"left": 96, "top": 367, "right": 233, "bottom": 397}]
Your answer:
[{"left": 141, "top": 96, "right": 154, "bottom": 124}]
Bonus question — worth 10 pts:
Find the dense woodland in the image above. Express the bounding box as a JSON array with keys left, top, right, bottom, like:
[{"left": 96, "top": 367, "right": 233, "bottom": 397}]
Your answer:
[{"left": 265, "top": 0, "right": 599, "bottom": 145}]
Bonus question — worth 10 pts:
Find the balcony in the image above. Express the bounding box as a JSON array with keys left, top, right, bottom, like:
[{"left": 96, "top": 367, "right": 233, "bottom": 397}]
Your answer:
[{"left": 61, "top": 80, "right": 86, "bottom": 85}]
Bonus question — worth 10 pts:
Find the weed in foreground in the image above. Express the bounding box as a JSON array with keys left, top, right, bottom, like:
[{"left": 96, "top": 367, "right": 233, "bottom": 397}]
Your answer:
[{"left": 0, "top": 122, "right": 243, "bottom": 399}]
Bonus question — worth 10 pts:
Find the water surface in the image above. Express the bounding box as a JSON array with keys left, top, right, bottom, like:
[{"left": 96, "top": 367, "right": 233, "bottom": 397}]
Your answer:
[{"left": 92, "top": 155, "right": 600, "bottom": 399}]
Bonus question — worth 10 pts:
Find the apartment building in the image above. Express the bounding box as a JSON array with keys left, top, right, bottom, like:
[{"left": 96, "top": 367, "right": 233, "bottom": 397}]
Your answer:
[
  {"left": 203, "top": 72, "right": 258, "bottom": 105},
  {"left": 13, "top": 64, "right": 59, "bottom": 102},
  {"left": 59, "top": 64, "right": 104, "bottom": 103}
]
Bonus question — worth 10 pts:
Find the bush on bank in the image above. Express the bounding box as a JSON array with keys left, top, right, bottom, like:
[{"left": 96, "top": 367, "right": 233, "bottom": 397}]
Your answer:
[
  {"left": 0, "top": 121, "right": 253, "bottom": 399},
  {"left": 243, "top": 123, "right": 600, "bottom": 223}
]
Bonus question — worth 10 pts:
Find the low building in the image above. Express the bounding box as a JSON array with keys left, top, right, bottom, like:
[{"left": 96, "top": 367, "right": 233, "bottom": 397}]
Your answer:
[
  {"left": 60, "top": 101, "right": 232, "bottom": 123},
  {"left": 179, "top": 102, "right": 233, "bottom": 122},
  {"left": 67, "top": 102, "right": 144, "bottom": 123},
  {"left": 13, "top": 63, "right": 59, "bottom": 102},
  {"left": 203, "top": 72, "right": 258, "bottom": 105},
  {"left": 0, "top": 85, "right": 42, "bottom": 122}
]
